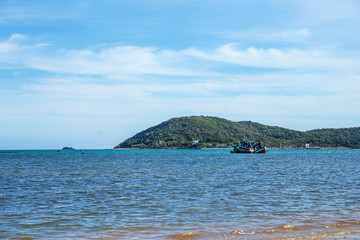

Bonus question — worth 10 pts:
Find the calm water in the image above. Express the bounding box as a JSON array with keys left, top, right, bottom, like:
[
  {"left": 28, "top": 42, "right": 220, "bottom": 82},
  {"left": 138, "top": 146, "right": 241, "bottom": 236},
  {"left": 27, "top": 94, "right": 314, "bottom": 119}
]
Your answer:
[{"left": 1, "top": 149, "right": 360, "bottom": 239}]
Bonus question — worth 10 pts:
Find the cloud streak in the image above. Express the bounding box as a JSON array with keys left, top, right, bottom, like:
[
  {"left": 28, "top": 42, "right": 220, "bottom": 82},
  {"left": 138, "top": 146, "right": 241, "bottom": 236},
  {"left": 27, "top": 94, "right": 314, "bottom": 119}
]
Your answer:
[
  {"left": 183, "top": 43, "right": 355, "bottom": 71},
  {"left": 213, "top": 28, "right": 311, "bottom": 43},
  {"left": 2, "top": 34, "right": 359, "bottom": 106},
  {"left": 1, "top": 35, "right": 357, "bottom": 77},
  {"left": 28, "top": 46, "right": 198, "bottom": 76}
]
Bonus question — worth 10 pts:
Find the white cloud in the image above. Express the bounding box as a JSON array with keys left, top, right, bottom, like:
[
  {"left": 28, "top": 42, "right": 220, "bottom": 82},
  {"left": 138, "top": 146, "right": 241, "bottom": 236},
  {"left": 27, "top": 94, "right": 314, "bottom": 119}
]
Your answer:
[
  {"left": 2, "top": 35, "right": 360, "bottom": 118},
  {"left": 0, "top": 34, "right": 49, "bottom": 66},
  {"left": 280, "top": 28, "right": 310, "bottom": 40},
  {"left": 0, "top": 34, "right": 26, "bottom": 53},
  {"left": 183, "top": 43, "right": 356, "bottom": 71},
  {"left": 1, "top": 34, "right": 357, "bottom": 77},
  {"left": 25, "top": 46, "right": 201, "bottom": 76},
  {"left": 300, "top": 0, "right": 360, "bottom": 23},
  {"left": 213, "top": 28, "right": 311, "bottom": 43},
  {"left": 0, "top": 3, "right": 81, "bottom": 24}
]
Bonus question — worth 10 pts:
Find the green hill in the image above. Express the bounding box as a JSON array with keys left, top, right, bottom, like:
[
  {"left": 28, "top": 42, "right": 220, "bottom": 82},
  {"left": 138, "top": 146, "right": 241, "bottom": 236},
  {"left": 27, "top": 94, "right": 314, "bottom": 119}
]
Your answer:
[{"left": 114, "top": 116, "right": 360, "bottom": 149}]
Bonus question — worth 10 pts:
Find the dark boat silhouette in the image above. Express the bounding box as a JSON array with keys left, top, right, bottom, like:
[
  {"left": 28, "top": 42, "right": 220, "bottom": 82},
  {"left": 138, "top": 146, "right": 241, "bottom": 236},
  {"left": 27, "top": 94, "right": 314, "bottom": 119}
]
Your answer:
[{"left": 231, "top": 140, "right": 267, "bottom": 154}]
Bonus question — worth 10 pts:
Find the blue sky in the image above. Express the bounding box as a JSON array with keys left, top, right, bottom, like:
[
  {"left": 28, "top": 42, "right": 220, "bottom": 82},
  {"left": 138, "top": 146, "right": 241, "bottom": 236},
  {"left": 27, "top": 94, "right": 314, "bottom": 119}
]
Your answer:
[{"left": 1, "top": 0, "right": 360, "bottom": 149}]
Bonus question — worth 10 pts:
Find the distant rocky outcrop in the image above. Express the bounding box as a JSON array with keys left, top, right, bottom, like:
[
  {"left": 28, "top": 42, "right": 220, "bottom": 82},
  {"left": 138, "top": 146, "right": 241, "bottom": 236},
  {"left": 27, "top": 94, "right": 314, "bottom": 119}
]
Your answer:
[
  {"left": 62, "top": 147, "right": 75, "bottom": 150},
  {"left": 115, "top": 116, "right": 360, "bottom": 149}
]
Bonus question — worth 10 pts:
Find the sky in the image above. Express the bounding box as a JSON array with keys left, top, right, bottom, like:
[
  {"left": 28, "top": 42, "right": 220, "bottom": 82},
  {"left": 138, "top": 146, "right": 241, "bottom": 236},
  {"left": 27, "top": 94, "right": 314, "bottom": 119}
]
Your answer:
[{"left": 1, "top": 0, "right": 360, "bottom": 149}]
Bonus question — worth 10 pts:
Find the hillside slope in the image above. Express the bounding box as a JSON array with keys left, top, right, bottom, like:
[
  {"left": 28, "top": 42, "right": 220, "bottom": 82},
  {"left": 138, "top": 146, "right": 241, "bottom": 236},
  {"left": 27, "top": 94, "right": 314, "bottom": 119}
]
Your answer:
[{"left": 115, "top": 116, "right": 360, "bottom": 149}]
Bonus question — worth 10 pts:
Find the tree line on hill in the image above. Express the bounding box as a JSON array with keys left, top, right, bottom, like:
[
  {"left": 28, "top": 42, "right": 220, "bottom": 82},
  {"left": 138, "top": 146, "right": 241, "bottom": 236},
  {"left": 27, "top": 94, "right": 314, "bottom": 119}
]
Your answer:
[{"left": 115, "top": 116, "right": 360, "bottom": 149}]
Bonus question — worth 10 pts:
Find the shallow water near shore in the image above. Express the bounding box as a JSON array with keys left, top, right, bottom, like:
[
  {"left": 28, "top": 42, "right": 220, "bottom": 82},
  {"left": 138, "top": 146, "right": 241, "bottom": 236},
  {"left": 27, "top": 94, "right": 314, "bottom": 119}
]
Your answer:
[{"left": 1, "top": 149, "right": 360, "bottom": 239}]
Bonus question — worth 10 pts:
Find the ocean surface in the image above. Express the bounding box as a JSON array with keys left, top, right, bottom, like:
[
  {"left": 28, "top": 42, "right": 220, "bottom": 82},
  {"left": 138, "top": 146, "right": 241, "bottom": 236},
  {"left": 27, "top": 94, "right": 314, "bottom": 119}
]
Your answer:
[{"left": 1, "top": 149, "right": 360, "bottom": 239}]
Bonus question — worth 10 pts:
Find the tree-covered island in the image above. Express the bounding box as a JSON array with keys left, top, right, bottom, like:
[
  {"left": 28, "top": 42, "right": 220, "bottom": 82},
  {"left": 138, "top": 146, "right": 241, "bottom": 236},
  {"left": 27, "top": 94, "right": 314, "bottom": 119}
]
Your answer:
[{"left": 114, "top": 116, "right": 360, "bottom": 149}]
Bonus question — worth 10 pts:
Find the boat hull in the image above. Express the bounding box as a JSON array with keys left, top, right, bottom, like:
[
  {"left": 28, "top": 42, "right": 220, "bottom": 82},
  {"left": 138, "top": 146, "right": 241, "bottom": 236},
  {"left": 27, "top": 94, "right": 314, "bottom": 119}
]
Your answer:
[
  {"left": 231, "top": 140, "right": 267, "bottom": 154},
  {"left": 231, "top": 147, "right": 254, "bottom": 154},
  {"left": 254, "top": 147, "right": 267, "bottom": 153}
]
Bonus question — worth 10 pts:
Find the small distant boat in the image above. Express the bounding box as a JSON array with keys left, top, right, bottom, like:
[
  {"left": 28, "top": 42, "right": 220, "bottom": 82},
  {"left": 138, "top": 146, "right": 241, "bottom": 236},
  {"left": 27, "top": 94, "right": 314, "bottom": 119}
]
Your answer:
[{"left": 231, "top": 140, "right": 267, "bottom": 154}]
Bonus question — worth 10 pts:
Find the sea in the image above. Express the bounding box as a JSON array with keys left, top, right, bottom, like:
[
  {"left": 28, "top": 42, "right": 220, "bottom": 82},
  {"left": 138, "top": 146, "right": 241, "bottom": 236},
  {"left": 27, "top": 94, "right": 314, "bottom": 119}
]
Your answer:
[{"left": 1, "top": 149, "right": 360, "bottom": 240}]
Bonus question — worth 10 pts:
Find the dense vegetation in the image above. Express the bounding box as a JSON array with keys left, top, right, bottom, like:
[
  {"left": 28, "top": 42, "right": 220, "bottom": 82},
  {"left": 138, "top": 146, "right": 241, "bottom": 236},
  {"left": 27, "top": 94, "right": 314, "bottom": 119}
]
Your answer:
[{"left": 115, "top": 116, "right": 360, "bottom": 149}]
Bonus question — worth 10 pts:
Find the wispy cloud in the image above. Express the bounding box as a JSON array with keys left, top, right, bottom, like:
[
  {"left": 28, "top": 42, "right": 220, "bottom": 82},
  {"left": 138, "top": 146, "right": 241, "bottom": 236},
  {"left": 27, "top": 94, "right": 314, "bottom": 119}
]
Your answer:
[
  {"left": 213, "top": 28, "right": 311, "bottom": 43},
  {"left": 0, "top": 35, "right": 200, "bottom": 76},
  {"left": 1, "top": 35, "right": 356, "bottom": 77},
  {"left": 183, "top": 43, "right": 355, "bottom": 71},
  {"left": 0, "top": 2, "right": 81, "bottom": 24},
  {"left": 300, "top": 0, "right": 360, "bottom": 23},
  {"left": 280, "top": 28, "right": 310, "bottom": 40},
  {"left": 1, "top": 34, "right": 359, "bottom": 105},
  {"left": 28, "top": 46, "right": 200, "bottom": 76},
  {"left": 0, "top": 34, "right": 26, "bottom": 53}
]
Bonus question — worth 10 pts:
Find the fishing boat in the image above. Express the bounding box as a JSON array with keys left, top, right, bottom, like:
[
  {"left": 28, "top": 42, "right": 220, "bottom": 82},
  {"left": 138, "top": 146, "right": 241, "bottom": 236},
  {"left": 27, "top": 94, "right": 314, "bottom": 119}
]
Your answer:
[{"left": 231, "top": 140, "right": 267, "bottom": 154}]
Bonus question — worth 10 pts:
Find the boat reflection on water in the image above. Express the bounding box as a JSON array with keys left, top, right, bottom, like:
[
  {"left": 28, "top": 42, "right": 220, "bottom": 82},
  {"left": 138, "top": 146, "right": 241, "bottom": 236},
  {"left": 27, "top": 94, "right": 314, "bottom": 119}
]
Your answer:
[{"left": 231, "top": 140, "right": 267, "bottom": 153}]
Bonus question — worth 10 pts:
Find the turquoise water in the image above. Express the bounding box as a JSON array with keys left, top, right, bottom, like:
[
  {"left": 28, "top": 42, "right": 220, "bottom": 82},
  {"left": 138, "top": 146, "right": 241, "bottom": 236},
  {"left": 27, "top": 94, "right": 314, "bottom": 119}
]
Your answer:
[{"left": 1, "top": 149, "right": 360, "bottom": 239}]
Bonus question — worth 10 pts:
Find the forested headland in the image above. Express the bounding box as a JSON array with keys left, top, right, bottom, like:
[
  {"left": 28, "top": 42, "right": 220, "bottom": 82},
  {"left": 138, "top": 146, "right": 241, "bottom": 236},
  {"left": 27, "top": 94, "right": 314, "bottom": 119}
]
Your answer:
[{"left": 115, "top": 116, "right": 360, "bottom": 149}]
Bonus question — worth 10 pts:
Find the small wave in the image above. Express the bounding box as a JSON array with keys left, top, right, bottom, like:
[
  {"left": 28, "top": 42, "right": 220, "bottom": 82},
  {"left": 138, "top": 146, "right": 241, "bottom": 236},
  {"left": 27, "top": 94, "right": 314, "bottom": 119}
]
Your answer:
[
  {"left": 283, "top": 225, "right": 296, "bottom": 229},
  {"left": 19, "top": 221, "right": 57, "bottom": 228},
  {"left": 333, "top": 220, "right": 360, "bottom": 227},
  {"left": 117, "top": 226, "right": 160, "bottom": 232},
  {"left": 261, "top": 224, "right": 312, "bottom": 234},
  {"left": 244, "top": 224, "right": 360, "bottom": 240},
  {"left": 229, "top": 229, "right": 255, "bottom": 235},
  {"left": 167, "top": 232, "right": 203, "bottom": 240}
]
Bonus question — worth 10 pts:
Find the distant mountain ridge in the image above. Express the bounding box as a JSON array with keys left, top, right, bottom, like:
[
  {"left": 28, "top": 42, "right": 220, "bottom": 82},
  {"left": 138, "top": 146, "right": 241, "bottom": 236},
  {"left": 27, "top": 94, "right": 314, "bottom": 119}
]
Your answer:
[{"left": 114, "top": 116, "right": 360, "bottom": 149}]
